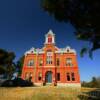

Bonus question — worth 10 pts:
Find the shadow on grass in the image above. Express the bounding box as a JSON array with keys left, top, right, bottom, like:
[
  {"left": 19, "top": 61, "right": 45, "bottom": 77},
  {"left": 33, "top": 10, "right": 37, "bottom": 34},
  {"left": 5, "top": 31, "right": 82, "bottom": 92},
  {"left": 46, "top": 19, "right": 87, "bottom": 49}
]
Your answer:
[
  {"left": 1, "top": 78, "right": 33, "bottom": 87},
  {"left": 78, "top": 88, "right": 100, "bottom": 100}
]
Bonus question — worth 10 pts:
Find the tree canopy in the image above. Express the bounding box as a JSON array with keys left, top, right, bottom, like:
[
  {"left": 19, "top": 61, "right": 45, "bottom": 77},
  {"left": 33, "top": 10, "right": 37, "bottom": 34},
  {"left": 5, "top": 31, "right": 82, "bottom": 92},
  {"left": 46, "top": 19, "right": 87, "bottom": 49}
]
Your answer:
[
  {"left": 0, "top": 49, "right": 15, "bottom": 78},
  {"left": 16, "top": 56, "right": 25, "bottom": 76},
  {"left": 41, "top": 0, "right": 100, "bottom": 57},
  {"left": 82, "top": 76, "right": 100, "bottom": 88}
]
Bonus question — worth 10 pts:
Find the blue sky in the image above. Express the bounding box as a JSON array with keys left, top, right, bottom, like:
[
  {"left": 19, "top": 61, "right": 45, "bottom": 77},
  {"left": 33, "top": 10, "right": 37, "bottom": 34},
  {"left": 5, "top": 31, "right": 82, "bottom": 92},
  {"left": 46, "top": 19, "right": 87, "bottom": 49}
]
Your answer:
[{"left": 0, "top": 0, "right": 100, "bottom": 81}]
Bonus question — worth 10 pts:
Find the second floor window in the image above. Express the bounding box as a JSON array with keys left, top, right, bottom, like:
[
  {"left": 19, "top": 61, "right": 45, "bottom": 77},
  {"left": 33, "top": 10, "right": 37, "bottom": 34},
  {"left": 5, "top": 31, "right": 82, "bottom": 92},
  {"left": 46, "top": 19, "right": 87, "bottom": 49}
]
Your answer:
[
  {"left": 27, "top": 60, "right": 34, "bottom": 67},
  {"left": 39, "top": 59, "right": 43, "bottom": 66},
  {"left": 46, "top": 56, "right": 52, "bottom": 64},
  {"left": 66, "top": 58, "right": 73, "bottom": 67},
  {"left": 46, "top": 51, "right": 53, "bottom": 65},
  {"left": 56, "top": 58, "right": 60, "bottom": 66}
]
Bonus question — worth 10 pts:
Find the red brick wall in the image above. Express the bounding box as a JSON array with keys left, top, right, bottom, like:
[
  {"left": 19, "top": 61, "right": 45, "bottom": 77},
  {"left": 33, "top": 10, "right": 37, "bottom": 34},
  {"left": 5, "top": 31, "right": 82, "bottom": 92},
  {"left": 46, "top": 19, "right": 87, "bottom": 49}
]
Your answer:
[{"left": 21, "top": 44, "right": 80, "bottom": 84}]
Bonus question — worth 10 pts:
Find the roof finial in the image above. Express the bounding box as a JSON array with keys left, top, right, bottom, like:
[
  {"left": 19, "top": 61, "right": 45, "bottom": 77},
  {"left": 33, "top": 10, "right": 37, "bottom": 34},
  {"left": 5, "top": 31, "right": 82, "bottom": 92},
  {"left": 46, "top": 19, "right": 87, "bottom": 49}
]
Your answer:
[{"left": 47, "top": 29, "right": 55, "bottom": 35}]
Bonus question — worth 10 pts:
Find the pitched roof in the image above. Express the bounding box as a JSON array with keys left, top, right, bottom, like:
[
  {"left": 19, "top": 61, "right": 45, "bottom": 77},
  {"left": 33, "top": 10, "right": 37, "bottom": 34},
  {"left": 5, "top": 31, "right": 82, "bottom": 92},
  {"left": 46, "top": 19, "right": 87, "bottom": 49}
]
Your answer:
[{"left": 46, "top": 29, "right": 55, "bottom": 36}]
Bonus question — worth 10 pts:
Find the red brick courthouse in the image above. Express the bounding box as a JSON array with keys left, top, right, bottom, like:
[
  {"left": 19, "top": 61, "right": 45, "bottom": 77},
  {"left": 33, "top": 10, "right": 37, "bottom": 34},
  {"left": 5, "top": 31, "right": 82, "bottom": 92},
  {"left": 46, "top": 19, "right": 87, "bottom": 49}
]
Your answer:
[{"left": 21, "top": 30, "right": 81, "bottom": 87}]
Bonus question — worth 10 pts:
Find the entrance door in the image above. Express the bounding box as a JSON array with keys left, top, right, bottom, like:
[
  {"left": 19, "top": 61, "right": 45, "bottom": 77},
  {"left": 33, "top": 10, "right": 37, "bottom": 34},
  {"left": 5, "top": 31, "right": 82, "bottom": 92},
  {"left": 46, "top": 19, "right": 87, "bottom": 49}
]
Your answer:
[{"left": 45, "top": 71, "right": 52, "bottom": 83}]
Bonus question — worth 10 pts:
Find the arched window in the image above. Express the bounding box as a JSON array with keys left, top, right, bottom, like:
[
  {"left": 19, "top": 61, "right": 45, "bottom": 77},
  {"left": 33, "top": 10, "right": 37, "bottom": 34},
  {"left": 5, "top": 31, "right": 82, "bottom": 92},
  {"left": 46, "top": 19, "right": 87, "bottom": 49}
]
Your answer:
[{"left": 27, "top": 60, "right": 34, "bottom": 67}]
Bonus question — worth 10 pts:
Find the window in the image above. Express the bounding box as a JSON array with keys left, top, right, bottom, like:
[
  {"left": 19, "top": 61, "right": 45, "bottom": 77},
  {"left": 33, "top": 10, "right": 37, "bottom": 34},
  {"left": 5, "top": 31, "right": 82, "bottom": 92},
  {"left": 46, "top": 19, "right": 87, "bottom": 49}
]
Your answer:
[
  {"left": 66, "top": 58, "right": 73, "bottom": 67},
  {"left": 29, "top": 72, "right": 32, "bottom": 82},
  {"left": 67, "top": 73, "right": 70, "bottom": 81},
  {"left": 39, "top": 59, "right": 43, "bottom": 66},
  {"left": 56, "top": 58, "right": 60, "bottom": 66},
  {"left": 71, "top": 73, "right": 75, "bottom": 81},
  {"left": 29, "top": 72, "right": 33, "bottom": 77},
  {"left": 38, "top": 77, "right": 41, "bottom": 81},
  {"left": 46, "top": 51, "right": 53, "bottom": 65},
  {"left": 46, "top": 56, "right": 52, "bottom": 64},
  {"left": 48, "top": 37, "right": 52, "bottom": 43},
  {"left": 25, "top": 72, "right": 29, "bottom": 80},
  {"left": 38, "top": 72, "right": 42, "bottom": 81},
  {"left": 67, "top": 49, "right": 69, "bottom": 52},
  {"left": 66, "top": 63, "right": 73, "bottom": 67},
  {"left": 27, "top": 60, "right": 34, "bottom": 67},
  {"left": 25, "top": 72, "right": 33, "bottom": 81},
  {"left": 57, "top": 73, "right": 60, "bottom": 81}
]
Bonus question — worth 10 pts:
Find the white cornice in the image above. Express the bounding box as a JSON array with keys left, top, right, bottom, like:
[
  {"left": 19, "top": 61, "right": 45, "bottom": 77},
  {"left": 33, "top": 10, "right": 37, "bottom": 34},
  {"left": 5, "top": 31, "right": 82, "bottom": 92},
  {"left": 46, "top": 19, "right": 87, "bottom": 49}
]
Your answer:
[
  {"left": 55, "top": 46, "right": 76, "bottom": 54},
  {"left": 25, "top": 47, "right": 44, "bottom": 56},
  {"left": 25, "top": 46, "right": 76, "bottom": 56}
]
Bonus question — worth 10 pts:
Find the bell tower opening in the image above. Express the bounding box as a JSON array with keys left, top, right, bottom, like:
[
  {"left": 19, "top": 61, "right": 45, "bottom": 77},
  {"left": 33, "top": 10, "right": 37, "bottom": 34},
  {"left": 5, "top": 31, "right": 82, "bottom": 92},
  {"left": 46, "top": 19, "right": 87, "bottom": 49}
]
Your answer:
[
  {"left": 45, "top": 29, "right": 55, "bottom": 45},
  {"left": 48, "top": 37, "right": 52, "bottom": 43}
]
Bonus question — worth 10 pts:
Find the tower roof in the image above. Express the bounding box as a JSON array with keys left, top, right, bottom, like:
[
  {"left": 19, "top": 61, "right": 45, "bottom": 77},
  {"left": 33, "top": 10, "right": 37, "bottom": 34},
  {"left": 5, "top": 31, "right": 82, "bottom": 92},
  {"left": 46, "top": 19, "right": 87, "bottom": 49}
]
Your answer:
[{"left": 45, "top": 29, "right": 55, "bottom": 36}]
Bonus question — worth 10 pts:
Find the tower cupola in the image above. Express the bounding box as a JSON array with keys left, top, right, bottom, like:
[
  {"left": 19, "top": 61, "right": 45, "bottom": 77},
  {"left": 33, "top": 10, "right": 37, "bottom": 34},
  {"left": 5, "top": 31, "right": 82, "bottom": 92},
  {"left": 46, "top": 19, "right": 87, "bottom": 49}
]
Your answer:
[{"left": 45, "top": 29, "right": 55, "bottom": 45}]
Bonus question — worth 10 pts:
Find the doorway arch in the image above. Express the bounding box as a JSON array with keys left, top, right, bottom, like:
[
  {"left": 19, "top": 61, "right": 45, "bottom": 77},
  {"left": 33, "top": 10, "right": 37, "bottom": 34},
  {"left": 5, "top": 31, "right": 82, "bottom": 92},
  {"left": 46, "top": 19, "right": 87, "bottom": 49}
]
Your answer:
[{"left": 45, "top": 71, "right": 52, "bottom": 83}]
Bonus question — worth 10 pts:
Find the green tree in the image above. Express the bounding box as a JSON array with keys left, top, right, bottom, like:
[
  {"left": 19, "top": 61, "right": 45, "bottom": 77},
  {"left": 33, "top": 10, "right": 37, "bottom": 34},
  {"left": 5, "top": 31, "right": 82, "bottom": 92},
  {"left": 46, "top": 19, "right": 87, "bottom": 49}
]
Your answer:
[
  {"left": 82, "top": 77, "right": 100, "bottom": 88},
  {"left": 90, "top": 77, "right": 99, "bottom": 88},
  {"left": 16, "top": 56, "right": 25, "bottom": 76},
  {"left": 41, "top": 0, "right": 100, "bottom": 58},
  {"left": 96, "top": 77, "right": 100, "bottom": 88},
  {"left": 0, "top": 49, "right": 16, "bottom": 79}
]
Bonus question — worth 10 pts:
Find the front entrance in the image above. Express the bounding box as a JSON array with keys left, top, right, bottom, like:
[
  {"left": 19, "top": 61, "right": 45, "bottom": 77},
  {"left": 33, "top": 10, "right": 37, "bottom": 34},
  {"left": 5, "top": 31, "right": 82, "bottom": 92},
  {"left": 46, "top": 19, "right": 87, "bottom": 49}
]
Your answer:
[{"left": 45, "top": 71, "right": 52, "bottom": 83}]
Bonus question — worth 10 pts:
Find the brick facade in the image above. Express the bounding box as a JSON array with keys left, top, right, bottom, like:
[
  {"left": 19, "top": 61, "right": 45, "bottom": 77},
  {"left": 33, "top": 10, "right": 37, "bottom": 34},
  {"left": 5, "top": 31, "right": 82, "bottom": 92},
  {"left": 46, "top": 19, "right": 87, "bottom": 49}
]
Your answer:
[{"left": 21, "top": 30, "right": 81, "bottom": 87}]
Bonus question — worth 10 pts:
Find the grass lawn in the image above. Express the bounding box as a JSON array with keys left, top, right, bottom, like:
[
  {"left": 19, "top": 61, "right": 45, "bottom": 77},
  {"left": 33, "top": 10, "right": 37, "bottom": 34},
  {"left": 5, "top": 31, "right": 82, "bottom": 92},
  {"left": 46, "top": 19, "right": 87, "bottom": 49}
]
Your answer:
[{"left": 0, "top": 86, "right": 99, "bottom": 100}]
